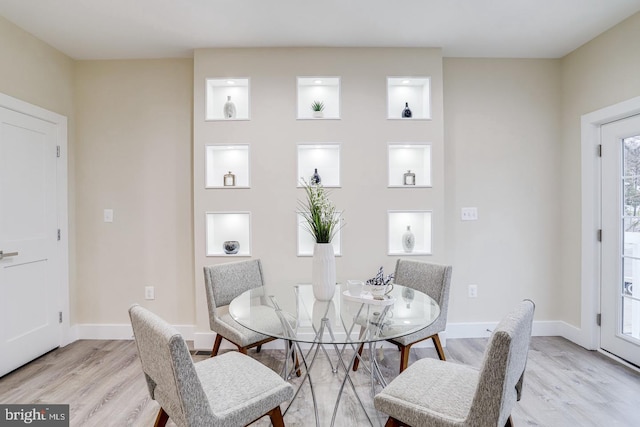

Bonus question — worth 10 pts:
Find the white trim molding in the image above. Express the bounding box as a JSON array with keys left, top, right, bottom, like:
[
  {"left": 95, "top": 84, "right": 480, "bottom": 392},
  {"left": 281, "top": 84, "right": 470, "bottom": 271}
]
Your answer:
[{"left": 76, "top": 324, "right": 195, "bottom": 341}]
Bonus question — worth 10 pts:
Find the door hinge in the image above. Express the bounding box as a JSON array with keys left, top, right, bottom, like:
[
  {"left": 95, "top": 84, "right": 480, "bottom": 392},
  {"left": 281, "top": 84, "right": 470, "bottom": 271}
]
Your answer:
[
  {"left": 57, "top": 229, "right": 61, "bottom": 241},
  {"left": 597, "top": 229, "right": 602, "bottom": 242},
  {"left": 596, "top": 313, "right": 601, "bottom": 326},
  {"left": 59, "top": 311, "right": 63, "bottom": 324},
  {"left": 598, "top": 144, "right": 602, "bottom": 157},
  {"left": 56, "top": 145, "right": 60, "bottom": 158}
]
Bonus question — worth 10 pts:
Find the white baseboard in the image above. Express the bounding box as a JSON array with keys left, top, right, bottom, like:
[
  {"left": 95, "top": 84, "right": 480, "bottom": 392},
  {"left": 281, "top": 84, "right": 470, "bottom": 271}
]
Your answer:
[
  {"left": 69, "top": 320, "right": 583, "bottom": 350},
  {"left": 74, "top": 323, "right": 195, "bottom": 341}
]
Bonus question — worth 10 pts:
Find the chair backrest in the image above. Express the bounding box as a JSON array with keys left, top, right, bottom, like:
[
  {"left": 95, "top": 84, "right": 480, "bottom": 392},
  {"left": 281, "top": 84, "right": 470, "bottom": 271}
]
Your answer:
[
  {"left": 129, "top": 304, "right": 213, "bottom": 426},
  {"left": 468, "top": 300, "right": 535, "bottom": 426},
  {"left": 203, "top": 259, "right": 265, "bottom": 329},
  {"left": 394, "top": 259, "right": 453, "bottom": 330}
]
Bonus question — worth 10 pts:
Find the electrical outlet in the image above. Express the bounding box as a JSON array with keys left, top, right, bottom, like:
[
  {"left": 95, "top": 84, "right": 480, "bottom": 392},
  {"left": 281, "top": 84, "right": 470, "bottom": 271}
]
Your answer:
[
  {"left": 461, "top": 207, "right": 478, "bottom": 221},
  {"left": 145, "top": 286, "right": 155, "bottom": 300},
  {"left": 104, "top": 209, "right": 114, "bottom": 223},
  {"left": 468, "top": 284, "right": 478, "bottom": 298}
]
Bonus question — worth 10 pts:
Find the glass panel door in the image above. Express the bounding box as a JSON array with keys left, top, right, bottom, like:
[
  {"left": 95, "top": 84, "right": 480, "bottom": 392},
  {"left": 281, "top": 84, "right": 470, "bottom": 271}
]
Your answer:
[{"left": 601, "top": 114, "right": 640, "bottom": 367}]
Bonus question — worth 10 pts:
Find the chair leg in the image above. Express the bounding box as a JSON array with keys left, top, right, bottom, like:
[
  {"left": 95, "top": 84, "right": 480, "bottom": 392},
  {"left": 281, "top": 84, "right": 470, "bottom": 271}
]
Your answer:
[
  {"left": 288, "top": 340, "right": 302, "bottom": 377},
  {"left": 432, "top": 334, "right": 446, "bottom": 361},
  {"left": 505, "top": 415, "right": 514, "bottom": 427},
  {"left": 256, "top": 344, "right": 262, "bottom": 353},
  {"left": 154, "top": 408, "right": 169, "bottom": 427},
  {"left": 352, "top": 342, "right": 365, "bottom": 371},
  {"left": 267, "top": 406, "right": 285, "bottom": 427},
  {"left": 399, "top": 344, "right": 412, "bottom": 373},
  {"left": 211, "top": 334, "right": 223, "bottom": 357},
  {"left": 385, "top": 417, "right": 402, "bottom": 427}
]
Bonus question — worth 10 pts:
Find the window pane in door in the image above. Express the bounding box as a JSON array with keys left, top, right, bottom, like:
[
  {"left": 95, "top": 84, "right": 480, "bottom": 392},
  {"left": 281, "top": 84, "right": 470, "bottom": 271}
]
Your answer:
[{"left": 623, "top": 135, "right": 640, "bottom": 342}]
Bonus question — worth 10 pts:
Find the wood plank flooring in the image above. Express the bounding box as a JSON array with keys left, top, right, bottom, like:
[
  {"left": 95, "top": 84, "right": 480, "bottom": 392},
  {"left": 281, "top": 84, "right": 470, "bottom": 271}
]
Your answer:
[{"left": 1, "top": 337, "right": 639, "bottom": 426}]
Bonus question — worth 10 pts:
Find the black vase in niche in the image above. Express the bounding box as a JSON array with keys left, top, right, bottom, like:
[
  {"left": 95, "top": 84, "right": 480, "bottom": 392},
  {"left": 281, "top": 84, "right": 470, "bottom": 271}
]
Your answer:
[
  {"left": 223, "top": 240, "right": 240, "bottom": 254},
  {"left": 402, "top": 102, "right": 412, "bottom": 118},
  {"left": 311, "top": 168, "right": 322, "bottom": 185}
]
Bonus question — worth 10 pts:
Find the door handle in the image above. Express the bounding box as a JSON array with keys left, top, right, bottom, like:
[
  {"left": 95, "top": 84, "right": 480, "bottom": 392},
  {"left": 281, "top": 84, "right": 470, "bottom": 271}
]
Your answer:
[{"left": 0, "top": 250, "right": 18, "bottom": 260}]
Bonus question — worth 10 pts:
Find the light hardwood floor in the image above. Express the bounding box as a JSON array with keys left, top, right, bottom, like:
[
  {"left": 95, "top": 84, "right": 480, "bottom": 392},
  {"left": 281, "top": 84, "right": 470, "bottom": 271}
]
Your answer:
[{"left": 0, "top": 337, "right": 639, "bottom": 426}]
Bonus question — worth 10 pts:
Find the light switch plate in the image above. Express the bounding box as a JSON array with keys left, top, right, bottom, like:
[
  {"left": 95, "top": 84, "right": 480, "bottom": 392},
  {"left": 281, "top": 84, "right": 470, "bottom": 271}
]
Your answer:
[{"left": 461, "top": 207, "right": 478, "bottom": 221}]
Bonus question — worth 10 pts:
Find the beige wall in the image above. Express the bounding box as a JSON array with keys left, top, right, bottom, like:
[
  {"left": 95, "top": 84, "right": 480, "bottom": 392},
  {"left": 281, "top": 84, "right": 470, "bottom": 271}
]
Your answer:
[
  {"left": 443, "top": 58, "right": 562, "bottom": 322},
  {"left": 3, "top": 9, "right": 639, "bottom": 337},
  {"left": 74, "top": 59, "right": 194, "bottom": 324},
  {"left": 193, "top": 48, "right": 445, "bottom": 332},
  {"left": 0, "top": 16, "right": 78, "bottom": 322},
  {"left": 559, "top": 12, "right": 640, "bottom": 326}
]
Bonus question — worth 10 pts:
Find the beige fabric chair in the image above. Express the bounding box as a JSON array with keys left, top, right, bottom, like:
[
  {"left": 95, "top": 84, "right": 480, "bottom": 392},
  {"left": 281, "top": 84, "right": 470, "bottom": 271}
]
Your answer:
[
  {"left": 129, "top": 304, "right": 293, "bottom": 427},
  {"left": 374, "top": 299, "right": 535, "bottom": 427},
  {"left": 354, "top": 259, "right": 453, "bottom": 373}
]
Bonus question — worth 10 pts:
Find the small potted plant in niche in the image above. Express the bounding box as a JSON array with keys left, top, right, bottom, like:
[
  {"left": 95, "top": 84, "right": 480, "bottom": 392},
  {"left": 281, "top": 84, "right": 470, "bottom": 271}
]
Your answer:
[
  {"left": 299, "top": 178, "right": 343, "bottom": 300},
  {"left": 311, "top": 100, "right": 325, "bottom": 118}
]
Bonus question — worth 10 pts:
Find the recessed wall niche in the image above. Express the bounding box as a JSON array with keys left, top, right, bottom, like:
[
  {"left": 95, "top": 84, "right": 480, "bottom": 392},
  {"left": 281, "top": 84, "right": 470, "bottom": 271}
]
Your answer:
[
  {"left": 205, "top": 78, "right": 250, "bottom": 120},
  {"left": 297, "top": 77, "right": 341, "bottom": 119},
  {"left": 297, "top": 143, "right": 341, "bottom": 187},
  {"left": 205, "top": 144, "right": 250, "bottom": 188},
  {"left": 388, "top": 143, "right": 432, "bottom": 187},
  {"left": 387, "top": 77, "right": 431, "bottom": 120},
  {"left": 388, "top": 210, "right": 432, "bottom": 255},
  {"left": 206, "top": 212, "right": 251, "bottom": 256},
  {"left": 297, "top": 212, "right": 343, "bottom": 257}
]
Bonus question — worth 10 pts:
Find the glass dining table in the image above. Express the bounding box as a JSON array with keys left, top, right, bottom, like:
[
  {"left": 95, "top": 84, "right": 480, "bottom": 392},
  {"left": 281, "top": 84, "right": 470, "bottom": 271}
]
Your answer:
[{"left": 229, "top": 283, "right": 440, "bottom": 426}]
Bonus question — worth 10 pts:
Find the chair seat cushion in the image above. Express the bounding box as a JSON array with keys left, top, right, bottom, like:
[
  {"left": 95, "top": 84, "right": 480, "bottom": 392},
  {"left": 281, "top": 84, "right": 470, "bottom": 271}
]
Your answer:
[
  {"left": 374, "top": 358, "right": 478, "bottom": 427},
  {"left": 195, "top": 351, "right": 293, "bottom": 426},
  {"left": 213, "top": 305, "right": 283, "bottom": 347}
]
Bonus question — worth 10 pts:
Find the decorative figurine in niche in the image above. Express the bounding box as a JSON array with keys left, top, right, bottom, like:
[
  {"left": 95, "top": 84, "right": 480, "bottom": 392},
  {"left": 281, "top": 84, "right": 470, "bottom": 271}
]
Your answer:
[
  {"left": 311, "top": 100, "right": 325, "bottom": 118},
  {"left": 403, "top": 170, "right": 416, "bottom": 185},
  {"left": 223, "top": 95, "right": 236, "bottom": 119},
  {"left": 311, "top": 168, "right": 322, "bottom": 185},
  {"left": 223, "top": 240, "right": 240, "bottom": 254},
  {"left": 402, "top": 225, "right": 415, "bottom": 253},
  {"left": 402, "top": 102, "right": 412, "bottom": 118},
  {"left": 223, "top": 171, "right": 236, "bottom": 186}
]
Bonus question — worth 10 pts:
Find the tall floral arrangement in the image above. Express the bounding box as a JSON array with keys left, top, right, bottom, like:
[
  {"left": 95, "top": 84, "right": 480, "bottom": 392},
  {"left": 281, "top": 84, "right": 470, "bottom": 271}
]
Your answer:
[{"left": 299, "top": 179, "right": 342, "bottom": 243}]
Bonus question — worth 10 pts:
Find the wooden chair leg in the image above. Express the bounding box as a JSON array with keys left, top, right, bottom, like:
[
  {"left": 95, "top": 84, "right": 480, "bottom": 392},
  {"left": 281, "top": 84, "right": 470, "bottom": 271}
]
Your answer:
[
  {"left": 267, "top": 406, "right": 285, "bottom": 427},
  {"left": 239, "top": 346, "right": 248, "bottom": 355},
  {"left": 154, "top": 408, "right": 169, "bottom": 427},
  {"left": 432, "top": 334, "right": 446, "bottom": 361},
  {"left": 385, "top": 416, "right": 402, "bottom": 427},
  {"left": 211, "top": 334, "right": 223, "bottom": 357},
  {"left": 256, "top": 344, "right": 262, "bottom": 353},
  {"left": 399, "top": 344, "right": 412, "bottom": 373},
  {"left": 288, "top": 341, "right": 302, "bottom": 377},
  {"left": 352, "top": 342, "right": 365, "bottom": 371},
  {"left": 505, "top": 415, "right": 514, "bottom": 427}
]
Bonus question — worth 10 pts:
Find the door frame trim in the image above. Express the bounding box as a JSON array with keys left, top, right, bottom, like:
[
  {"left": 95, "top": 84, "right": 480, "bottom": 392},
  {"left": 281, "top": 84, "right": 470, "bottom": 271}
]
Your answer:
[
  {"left": 0, "top": 92, "right": 71, "bottom": 347},
  {"left": 581, "top": 95, "right": 640, "bottom": 350}
]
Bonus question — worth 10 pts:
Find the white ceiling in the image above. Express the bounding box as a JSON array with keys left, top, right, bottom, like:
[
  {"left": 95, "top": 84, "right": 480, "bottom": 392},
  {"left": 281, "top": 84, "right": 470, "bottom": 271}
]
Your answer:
[{"left": 1, "top": 0, "right": 639, "bottom": 60}]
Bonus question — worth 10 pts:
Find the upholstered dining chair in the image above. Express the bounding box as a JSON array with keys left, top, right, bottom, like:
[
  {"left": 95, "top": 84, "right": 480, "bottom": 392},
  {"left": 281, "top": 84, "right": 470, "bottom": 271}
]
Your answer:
[
  {"left": 204, "top": 259, "right": 300, "bottom": 376},
  {"left": 129, "top": 304, "right": 294, "bottom": 427},
  {"left": 373, "top": 299, "right": 535, "bottom": 427},
  {"left": 203, "top": 259, "right": 277, "bottom": 356},
  {"left": 353, "top": 259, "right": 453, "bottom": 373}
]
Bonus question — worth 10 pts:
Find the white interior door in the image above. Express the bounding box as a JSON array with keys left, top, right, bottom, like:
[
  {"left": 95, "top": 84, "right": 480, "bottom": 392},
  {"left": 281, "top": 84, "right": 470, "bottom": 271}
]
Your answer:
[
  {"left": 601, "top": 113, "right": 640, "bottom": 367},
  {"left": 0, "top": 105, "right": 60, "bottom": 377}
]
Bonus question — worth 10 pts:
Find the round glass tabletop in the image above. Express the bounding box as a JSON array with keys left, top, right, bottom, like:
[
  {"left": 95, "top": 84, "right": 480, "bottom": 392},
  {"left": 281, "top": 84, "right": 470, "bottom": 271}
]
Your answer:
[{"left": 229, "top": 283, "right": 440, "bottom": 345}]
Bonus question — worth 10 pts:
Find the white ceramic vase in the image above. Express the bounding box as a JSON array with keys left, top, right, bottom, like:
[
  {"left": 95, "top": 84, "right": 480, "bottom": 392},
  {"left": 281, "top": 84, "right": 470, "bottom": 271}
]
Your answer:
[{"left": 312, "top": 243, "right": 336, "bottom": 300}]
